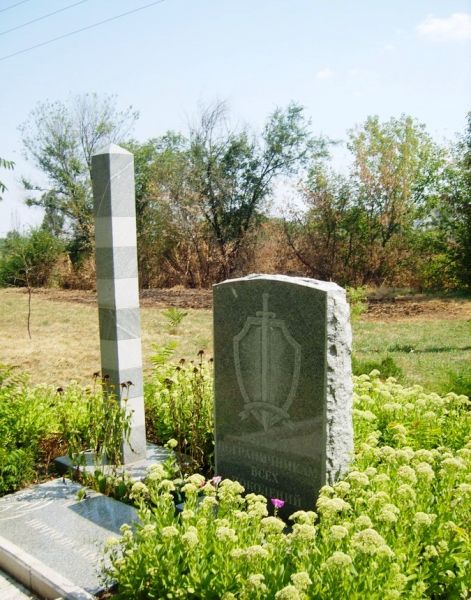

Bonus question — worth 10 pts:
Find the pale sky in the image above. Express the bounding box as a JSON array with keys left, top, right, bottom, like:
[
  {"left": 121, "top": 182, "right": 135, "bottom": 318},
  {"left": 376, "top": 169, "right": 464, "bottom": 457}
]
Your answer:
[{"left": 1, "top": 0, "right": 470, "bottom": 235}]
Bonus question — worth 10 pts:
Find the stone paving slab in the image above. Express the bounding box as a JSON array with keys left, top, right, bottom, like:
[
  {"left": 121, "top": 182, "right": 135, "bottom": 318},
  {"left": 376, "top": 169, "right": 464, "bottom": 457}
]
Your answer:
[
  {"left": 0, "top": 569, "right": 40, "bottom": 600},
  {"left": 0, "top": 478, "right": 138, "bottom": 596},
  {"left": 54, "top": 442, "right": 170, "bottom": 481}
]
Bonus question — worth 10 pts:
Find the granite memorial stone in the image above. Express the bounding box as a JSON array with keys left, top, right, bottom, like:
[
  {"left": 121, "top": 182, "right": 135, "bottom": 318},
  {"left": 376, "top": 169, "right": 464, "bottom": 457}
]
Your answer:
[
  {"left": 213, "top": 274, "right": 353, "bottom": 515},
  {"left": 91, "top": 144, "right": 146, "bottom": 463},
  {"left": 0, "top": 479, "right": 137, "bottom": 596}
]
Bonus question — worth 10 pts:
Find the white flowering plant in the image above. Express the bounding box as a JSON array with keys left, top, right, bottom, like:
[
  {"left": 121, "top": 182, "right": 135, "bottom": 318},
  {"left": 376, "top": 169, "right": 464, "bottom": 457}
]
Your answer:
[{"left": 104, "top": 372, "right": 470, "bottom": 599}]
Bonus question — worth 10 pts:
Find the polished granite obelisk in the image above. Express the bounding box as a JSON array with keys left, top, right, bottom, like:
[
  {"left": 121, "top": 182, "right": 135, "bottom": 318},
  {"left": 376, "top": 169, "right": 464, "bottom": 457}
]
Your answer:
[{"left": 91, "top": 144, "right": 146, "bottom": 463}]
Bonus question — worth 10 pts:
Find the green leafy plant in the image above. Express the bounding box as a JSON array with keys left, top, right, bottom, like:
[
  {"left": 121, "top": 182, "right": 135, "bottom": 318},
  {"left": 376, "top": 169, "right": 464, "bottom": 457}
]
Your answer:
[
  {"left": 444, "top": 368, "right": 471, "bottom": 399},
  {"left": 105, "top": 374, "right": 471, "bottom": 599},
  {"left": 145, "top": 348, "right": 214, "bottom": 474},
  {"left": 352, "top": 355, "right": 403, "bottom": 381},
  {"left": 0, "top": 447, "right": 34, "bottom": 495},
  {"left": 57, "top": 381, "right": 132, "bottom": 470},
  {"left": 0, "top": 367, "right": 132, "bottom": 495},
  {"left": 161, "top": 307, "right": 188, "bottom": 334},
  {"left": 347, "top": 286, "right": 368, "bottom": 320},
  {"left": 85, "top": 469, "right": 134, "bottom": 503},
  {"left": 149, "top": 340, "right": 177, "bottom": 366},
  {"left": 0, "top": 363, "right": 24, "bottom": 388}
]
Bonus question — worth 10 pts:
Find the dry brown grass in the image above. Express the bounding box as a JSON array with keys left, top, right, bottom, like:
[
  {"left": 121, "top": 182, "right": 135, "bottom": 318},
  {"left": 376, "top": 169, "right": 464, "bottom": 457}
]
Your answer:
[
  {"left": 0, "top": 288, "right": 212, "bottom": 386},
  {"left": 1, "top": 288, "right": 470, "bottom": 395}
]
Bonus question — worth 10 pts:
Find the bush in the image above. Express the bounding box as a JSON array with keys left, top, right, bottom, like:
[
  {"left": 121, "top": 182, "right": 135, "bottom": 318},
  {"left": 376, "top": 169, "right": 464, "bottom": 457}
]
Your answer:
[
  {"left": 0, "top": 366, "right": 131, "bottom": 495},
  {"left": 346, "top": 286, "right": 368, "bottom": 319},
  {"left": 444, "top": 369, "right": 471, "bottom": 399},
  {"left": 0, "top": 447, "right": 35, "bottom": 495},
  {"left": 0, "top": 228, "right": 64, "bottom": 287},
  {"left": 104, "top": 374, "right": 471, "bottom": 599}
]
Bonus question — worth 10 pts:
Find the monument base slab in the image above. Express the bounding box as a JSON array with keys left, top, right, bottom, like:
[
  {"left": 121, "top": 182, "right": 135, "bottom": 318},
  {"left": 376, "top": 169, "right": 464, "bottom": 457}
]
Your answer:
[
  {"left": 0, "top": 479, "right": 138, "bottom": 597},
  {"left": 54, "top": 442, "right": 170, "bottom": 480}
]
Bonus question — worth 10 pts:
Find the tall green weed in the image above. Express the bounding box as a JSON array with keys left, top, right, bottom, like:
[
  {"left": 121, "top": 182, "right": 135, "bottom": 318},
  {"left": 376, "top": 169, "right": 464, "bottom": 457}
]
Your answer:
[
  {"left": 145, "top": 347, "right": 214, "bottom": 474},
  {"left": 346, "top": 286, "right": 368, "bottom": 320},
  {"left": 0, "top": 366, "right": 130, "bottom": 494}
]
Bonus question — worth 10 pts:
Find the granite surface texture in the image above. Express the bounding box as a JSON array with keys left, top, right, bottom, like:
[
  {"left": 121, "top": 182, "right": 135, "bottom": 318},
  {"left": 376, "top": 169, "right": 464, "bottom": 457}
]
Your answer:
[
  {"left": 0, "top": 479, "right": 137, "bottom": 595},
  {"left": 0, "top": 569, "right": 39, "bottom": 600},
  {"left": 92, "top": 144, "right": 146, "bottom": 463},
  {"left": 213, "top": 274, "right": 353, "bottom": 515}
]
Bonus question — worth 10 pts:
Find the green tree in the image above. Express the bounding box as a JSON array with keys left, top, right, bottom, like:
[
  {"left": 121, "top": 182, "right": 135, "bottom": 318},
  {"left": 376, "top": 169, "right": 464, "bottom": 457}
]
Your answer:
[
  {"left": 433, "top": 113, "right": 471, "bottom": 288},
  {"left": 126, "top": 134, "right": 210, "bottom": 287},
  {"left": 129, "top": 103, "right": 326, "bottom": 286},
  {"left": 286, "top": 115, "right": 447, "bottom": 286},
  {"left": 284, "top": 165, "right": 362, "bottom": 283},
  {"left": 0, "top": 228, "right": 64, "bottom": 288},
  {"left": 0, "top": 228, "right": 65, "bottom": 337},
  {"left": 188, "top": 101, "right": 326, "bottom": 279},
  {"left": 20, "top": 94, "right": 138, "bottom": 263},
  {"left": 348, "top": 114, "right": 444, "bottom": 243},
  {"left": 0, "top": 157, "right": 14, "bottom": 200},
  {"left": 453, "top": 112, "right": 471, "bottom": 286}
]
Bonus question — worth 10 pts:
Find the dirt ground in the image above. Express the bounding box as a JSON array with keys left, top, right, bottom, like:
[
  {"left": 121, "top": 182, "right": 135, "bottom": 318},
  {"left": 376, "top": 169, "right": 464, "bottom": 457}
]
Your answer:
[
  {"left": 33, "top": 288, "right": 471, "bottom": 321},
  {"left": 364, "top": 296, "right": 471, "bottom": 321},
  {"left": 32, "top": 287, "right": 213, "bottom": 308}
]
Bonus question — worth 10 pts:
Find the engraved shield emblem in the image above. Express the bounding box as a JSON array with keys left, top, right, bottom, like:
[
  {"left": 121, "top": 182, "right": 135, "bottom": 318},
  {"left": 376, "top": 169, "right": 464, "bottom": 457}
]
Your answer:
[{"left": 233, "top": 294, "right": 301, "bottom": 431}]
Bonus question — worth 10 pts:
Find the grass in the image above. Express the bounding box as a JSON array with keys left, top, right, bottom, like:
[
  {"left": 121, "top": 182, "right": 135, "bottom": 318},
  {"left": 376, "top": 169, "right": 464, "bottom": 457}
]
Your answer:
[
  {"left": 353, "top": 318, "right": 471, "bottom": 395},
  {"left": 0, "top": 288, "right": 213, "bottom": 386},
  {"left": 0, "top": 288, "right": 470, "bottom": 395}
]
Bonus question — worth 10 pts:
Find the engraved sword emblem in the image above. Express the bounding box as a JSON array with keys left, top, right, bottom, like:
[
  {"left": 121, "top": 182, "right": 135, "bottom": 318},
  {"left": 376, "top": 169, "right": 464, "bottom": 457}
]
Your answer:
[{"left": 233, "top": 293, "right": 301, "bottom": 431}]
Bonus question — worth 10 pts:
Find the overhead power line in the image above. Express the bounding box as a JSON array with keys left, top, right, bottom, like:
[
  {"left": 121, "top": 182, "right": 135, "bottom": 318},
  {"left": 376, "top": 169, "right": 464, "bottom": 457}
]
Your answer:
[
  {"left": 0, "top": 0, "right": 33, "bottom": 14},
  {"left": 0, "top": 0, "right": 166, "bottom": 62},
  {"left": 0, "top": 0, "right": 89, "bottom": 36}
]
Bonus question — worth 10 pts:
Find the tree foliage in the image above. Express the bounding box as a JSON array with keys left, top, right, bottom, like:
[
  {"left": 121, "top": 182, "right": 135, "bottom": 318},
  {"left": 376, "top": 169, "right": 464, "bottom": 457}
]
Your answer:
[
  {"left": 188, "top": 101, "right": 325, "bottom": 278},
  {"left": 20, "top": 94, "right": 138, "bottom": 263},
  {"left": 433, "top": 112, "right": 471, "bottom": 288},
  {"left": 286, "top": 115, "right": 448, "bottom": 286},
  {"left": 284, "top": 166, "right": 357, "bottom": 281},
  {"left": 132, "top": 102, "right": 326, "bottom": 285},
  {"left": 0, "top": 157, "right": 14, "bottom": 199},
  {"left": 127, "top": 133, "right": 208, "bottom": 287},
  {"left": 14, "top": 97, "right": 471, "bottom": 291},
  {"left": 0, "top": 228, "right": 64, "bottom": 287}
]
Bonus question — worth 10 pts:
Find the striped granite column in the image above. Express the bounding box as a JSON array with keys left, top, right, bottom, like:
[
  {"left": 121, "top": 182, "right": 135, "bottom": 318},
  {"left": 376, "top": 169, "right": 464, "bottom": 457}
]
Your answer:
[{"left": 91, "top": 143, "right": 146, "bottom": 464}]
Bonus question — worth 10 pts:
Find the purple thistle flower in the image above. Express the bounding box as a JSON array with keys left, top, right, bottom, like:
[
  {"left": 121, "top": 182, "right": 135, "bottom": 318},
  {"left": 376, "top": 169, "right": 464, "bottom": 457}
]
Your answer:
[{"left": 271, "top": 498, "right": 285, "bottom": 509}]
